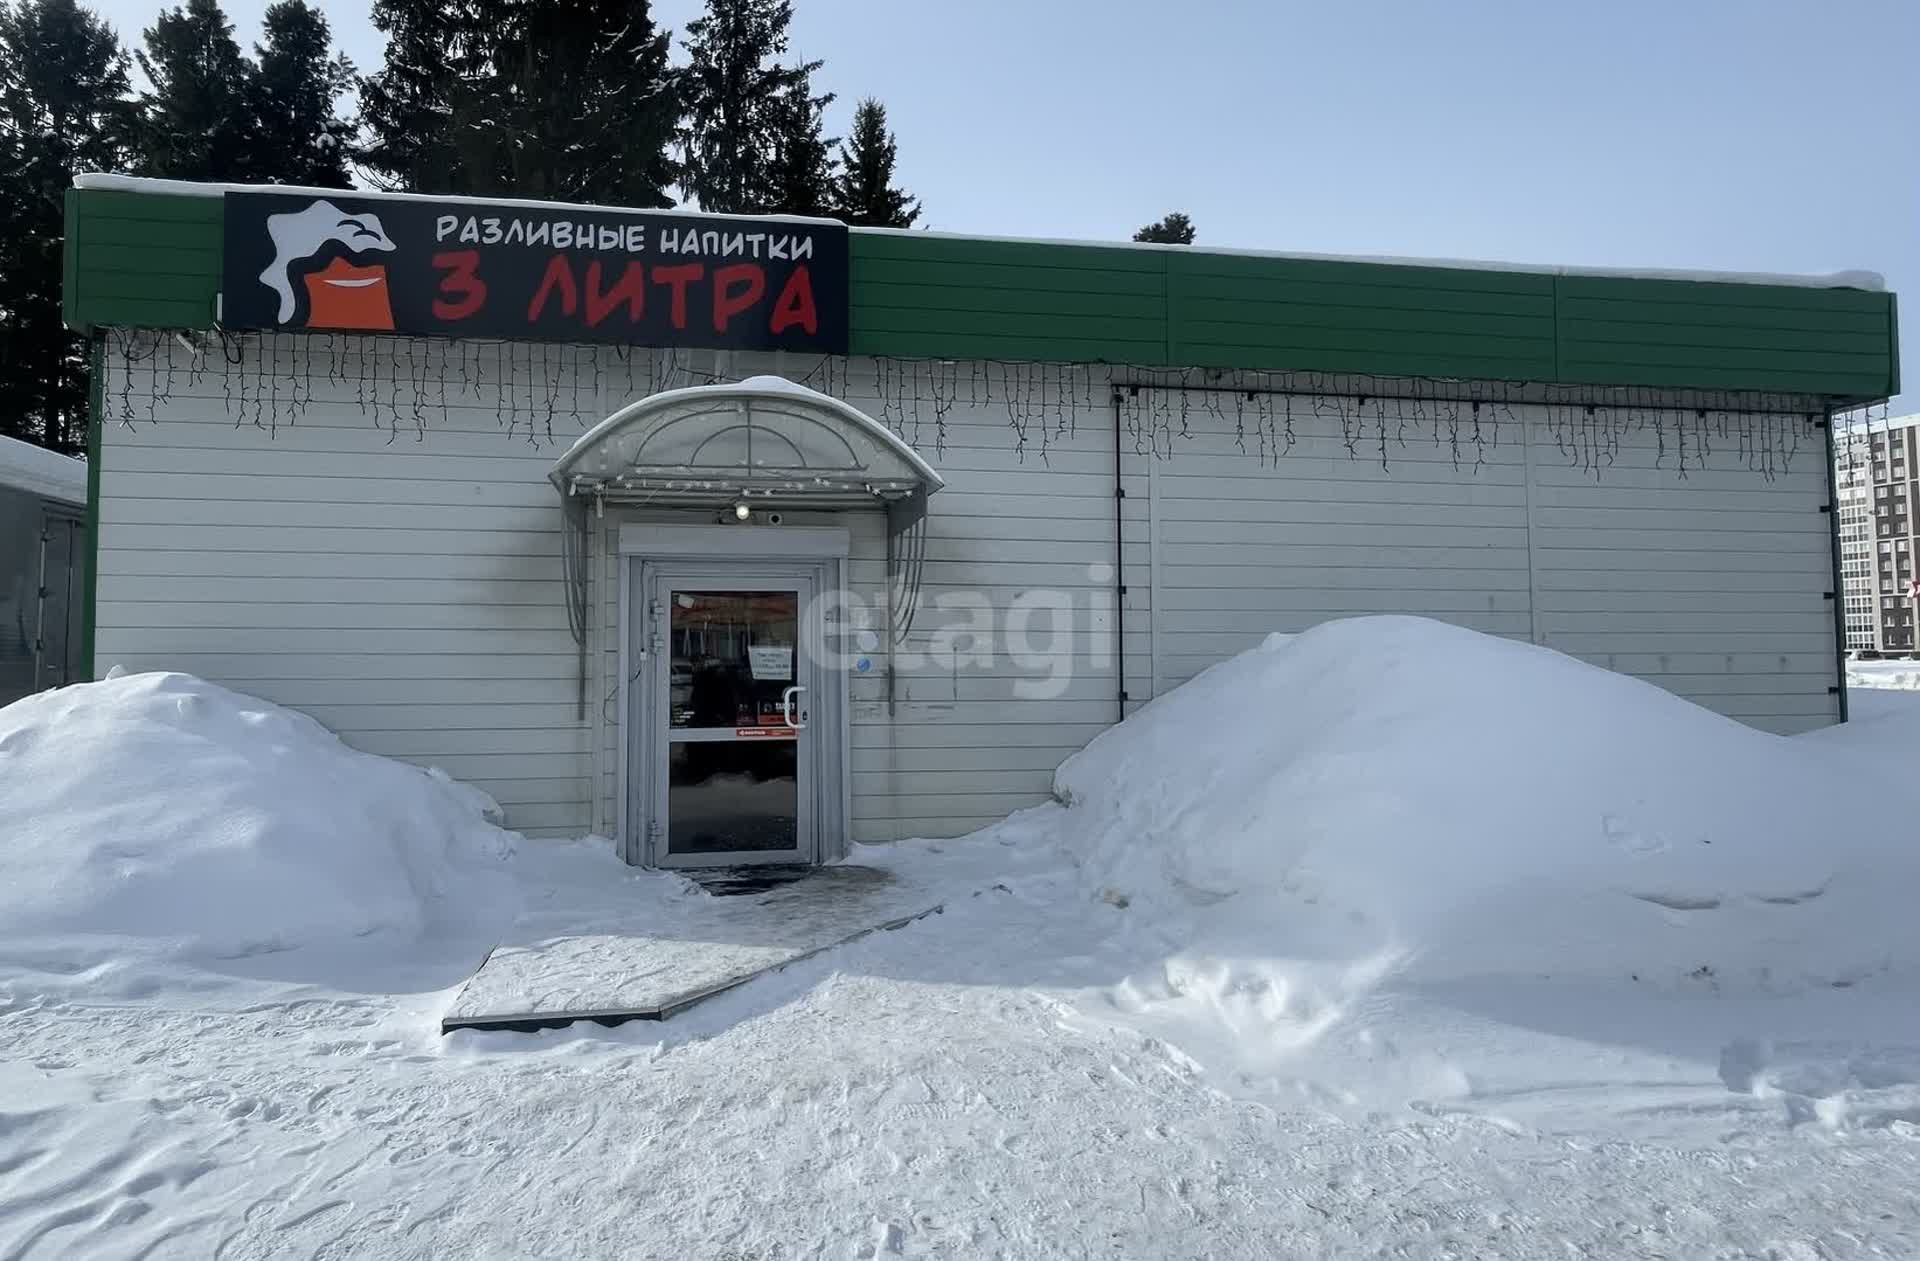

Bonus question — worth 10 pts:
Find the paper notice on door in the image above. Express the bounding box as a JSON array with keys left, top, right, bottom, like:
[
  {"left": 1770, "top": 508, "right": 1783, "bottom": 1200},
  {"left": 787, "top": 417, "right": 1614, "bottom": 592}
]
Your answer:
[{"left": 747, "top": 644, "right": 794, "bottom": 681}]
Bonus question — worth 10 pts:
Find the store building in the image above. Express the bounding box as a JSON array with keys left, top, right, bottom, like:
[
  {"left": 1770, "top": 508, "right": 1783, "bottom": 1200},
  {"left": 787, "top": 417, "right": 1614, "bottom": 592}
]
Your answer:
[
  {"left": 62, "top": 175, "right": 1900, "bottom": 864},
  {"left": 0, "top": 434, "right": 87, "bottom": 706}
]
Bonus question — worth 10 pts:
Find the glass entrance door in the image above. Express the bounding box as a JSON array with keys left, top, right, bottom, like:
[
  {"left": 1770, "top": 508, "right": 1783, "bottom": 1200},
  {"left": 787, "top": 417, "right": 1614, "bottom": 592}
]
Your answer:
[{"left": 651, "top": 571, "right": 816, "bottom": 866}]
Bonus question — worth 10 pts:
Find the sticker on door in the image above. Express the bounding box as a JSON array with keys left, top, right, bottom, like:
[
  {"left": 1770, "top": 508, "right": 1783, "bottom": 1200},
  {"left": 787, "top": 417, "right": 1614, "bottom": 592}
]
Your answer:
[{"left": 747, "top": 644, "right": 794, "bottom": 680}]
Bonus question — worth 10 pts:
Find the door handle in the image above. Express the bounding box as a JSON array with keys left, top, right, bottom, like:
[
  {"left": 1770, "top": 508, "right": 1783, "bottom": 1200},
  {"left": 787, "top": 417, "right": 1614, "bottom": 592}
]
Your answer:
[{"left": 781, "top": 685, "right": 808, "bottom": 730}]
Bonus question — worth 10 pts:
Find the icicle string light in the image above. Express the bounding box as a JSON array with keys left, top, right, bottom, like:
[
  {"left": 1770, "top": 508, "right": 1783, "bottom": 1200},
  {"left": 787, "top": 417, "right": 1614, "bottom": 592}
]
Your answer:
[{"left": 98, "top": 331, "right": 1834, "bottom": 487}]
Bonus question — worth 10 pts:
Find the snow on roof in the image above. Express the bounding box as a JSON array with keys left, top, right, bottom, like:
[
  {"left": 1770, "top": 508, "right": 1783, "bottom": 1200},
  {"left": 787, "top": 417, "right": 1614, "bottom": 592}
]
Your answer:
[
  {"left": 858, "top": 225, "right": 1886, "bottom": 292},
  {"left": 554, "top": 374, "right": 944, "bottom": 495},
  {"left": 75, "top": 173, "right": 1886, "bottom": 293},
  {"left": 0, "top": 434, "right": 86, "bottom": 506},
  {"left": 733, "top": 373, "right": 837, "bottom": 400},
  {"left": 70, "top": 173, "right": 843, "bottom": 229},
  {"left": 555, "top": 374, "right": 858, "bottom": 463}
]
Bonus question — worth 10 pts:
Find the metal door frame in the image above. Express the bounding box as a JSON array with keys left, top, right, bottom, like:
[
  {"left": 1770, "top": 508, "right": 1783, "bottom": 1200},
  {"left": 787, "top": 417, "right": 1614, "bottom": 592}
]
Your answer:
[
  {"left": 616, "top": 525, "right": 851, "bottom": 869},
  {"left": 646, "top": 566, "right": 816, "bottom": 868}
]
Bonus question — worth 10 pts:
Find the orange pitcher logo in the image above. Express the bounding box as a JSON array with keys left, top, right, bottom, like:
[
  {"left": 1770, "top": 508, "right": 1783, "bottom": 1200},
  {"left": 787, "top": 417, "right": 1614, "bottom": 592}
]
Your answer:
[{"left": 259, "top": 200, "right": 399, "bottom": 330}]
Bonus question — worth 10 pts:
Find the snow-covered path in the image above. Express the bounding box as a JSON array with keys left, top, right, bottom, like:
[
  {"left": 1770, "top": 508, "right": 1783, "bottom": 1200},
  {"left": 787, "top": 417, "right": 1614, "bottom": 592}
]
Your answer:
[{"left": 7, "top": 836, "right": 1919, "bottom": 1259}]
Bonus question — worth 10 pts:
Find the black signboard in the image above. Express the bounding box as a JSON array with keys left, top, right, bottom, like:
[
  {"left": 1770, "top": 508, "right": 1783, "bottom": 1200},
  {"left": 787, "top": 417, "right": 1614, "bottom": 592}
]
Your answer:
[{"left": 220, "top": 190, "right": 849, "bottom": 354}]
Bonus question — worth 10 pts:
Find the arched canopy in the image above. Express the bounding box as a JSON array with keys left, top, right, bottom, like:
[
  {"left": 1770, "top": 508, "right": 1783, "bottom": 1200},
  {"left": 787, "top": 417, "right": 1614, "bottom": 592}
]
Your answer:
[{"left": 550, "top": 375, "right": 943, "bottom": 508}]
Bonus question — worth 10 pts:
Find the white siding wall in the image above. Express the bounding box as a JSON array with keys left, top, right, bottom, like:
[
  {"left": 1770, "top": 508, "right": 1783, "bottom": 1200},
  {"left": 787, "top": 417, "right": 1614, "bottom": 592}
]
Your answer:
[
  {"left": 1527, "top": 437, "right": 1837, "bottom": 731},
  {"left": 94, "top": 337, "right": 1840, "bottom": 847},
  {"left": 1127, "top": 388, "right": 1839, "bottom": 734},
  {"left": 95, "top": 336, "right": 602, "bottom": 836},
  {"left": 1126, "top": 391, "right": 1532, "bottom": 699}
]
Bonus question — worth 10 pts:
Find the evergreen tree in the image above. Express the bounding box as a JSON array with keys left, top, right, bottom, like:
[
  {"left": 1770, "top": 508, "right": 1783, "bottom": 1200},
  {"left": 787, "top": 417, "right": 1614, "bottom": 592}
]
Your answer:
[
  {"left": 360, "top": 0, "right": 483, "bottom": 191},
  {"left": 678, "top": 0, "right": 809, "bottom": 214},
  {"left": 133, "top": 0, "right": 252, "bottom": 180},
  {"left": 494, "top": 0, "right": 680, "bottom": 204},
  {"left": 362, "top": 0, "right": 681, "bottom": 205},
  {"left": 1134, "top": 212, "right": 1196, "bottom": 245},
  {"left": 0, "top": 0, "right": 130, "bottom": 453},
  {"left": 246, "top": 0, "right": 355, "bottom": 188},
  {"left": 831, "top": 97, "right": 918, "bottom": 228},
  {"left": 759, "top": 73, "right": 834, "bottom": 218}
]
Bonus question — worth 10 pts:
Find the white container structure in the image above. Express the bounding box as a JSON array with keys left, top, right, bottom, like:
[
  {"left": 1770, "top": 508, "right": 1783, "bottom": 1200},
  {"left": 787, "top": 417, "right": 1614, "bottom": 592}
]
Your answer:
[
  {"left": 62, "top": 177, "right": 1901, "bottom": 862},
  {"left": 0, "top": 434, "right": 86, "bottom": 706}
]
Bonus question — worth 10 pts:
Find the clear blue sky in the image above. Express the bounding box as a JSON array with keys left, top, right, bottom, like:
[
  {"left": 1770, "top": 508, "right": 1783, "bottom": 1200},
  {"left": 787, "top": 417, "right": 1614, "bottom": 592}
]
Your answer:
[{"left": 92, "top": 0, "right": 1919, "bottom": 411}]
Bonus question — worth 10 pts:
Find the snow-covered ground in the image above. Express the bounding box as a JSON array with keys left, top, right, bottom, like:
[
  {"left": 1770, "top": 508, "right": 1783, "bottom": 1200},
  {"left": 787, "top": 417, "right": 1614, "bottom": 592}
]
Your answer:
[
  {"left": 1847, "top": 657, "right": 1920, "bottom": 692},
  {"left": 5, "top": 622, "right": 1920, "bottom": 1259}
]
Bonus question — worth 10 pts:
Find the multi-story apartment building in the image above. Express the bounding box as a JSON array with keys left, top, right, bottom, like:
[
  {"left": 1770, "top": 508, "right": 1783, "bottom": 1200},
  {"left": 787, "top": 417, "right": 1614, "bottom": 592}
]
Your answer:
[
  {"left": 1836, "top": 459, "right": 1875, "bottom": 651},
  {"left": 1835, "top": 413, "right": 1920, "bottom": 654}
]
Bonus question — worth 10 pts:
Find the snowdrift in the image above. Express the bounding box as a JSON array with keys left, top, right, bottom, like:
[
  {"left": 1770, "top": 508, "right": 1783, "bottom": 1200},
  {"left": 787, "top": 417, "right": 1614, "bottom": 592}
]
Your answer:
[
  {"left": 0, "top": 672, "right": 517, "bottom": 979},
  {"left": 1054, "top": 617, "right": 1920, "bottom": 989}
]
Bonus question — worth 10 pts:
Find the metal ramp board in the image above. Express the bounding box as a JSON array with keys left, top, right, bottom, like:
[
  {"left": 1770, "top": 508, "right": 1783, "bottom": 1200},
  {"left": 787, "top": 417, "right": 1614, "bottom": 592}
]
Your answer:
[{"left": 441, "top": 865, "right": 946, "bottom": 1034}]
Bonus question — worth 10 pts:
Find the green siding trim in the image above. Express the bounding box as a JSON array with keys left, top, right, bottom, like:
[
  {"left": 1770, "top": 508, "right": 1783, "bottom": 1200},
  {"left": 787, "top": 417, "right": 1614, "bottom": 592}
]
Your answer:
[
  {"left": 1890, "top": 297, "right": 1903, "bottom": 397},
  {"left": 1166, "top": 251, "right": 1559, "bottom": 380},
  {"left": 82, "top": 334, "right": 103, "bottom": 683},
  {"left": 1554, "top": 274, "right": 1897, "bottom": 400},
  {"left": 61, "top": 186, "right": 1901, "bottom": 404},
  {"left": 67, "top": 187, "right": 222, "bottom": 332},
  {"left": 849, "top": 232, "right": 1170, "bottom": 365},
  {"left": 849, "top": 232, "right": 1895, "bottom": 400}
]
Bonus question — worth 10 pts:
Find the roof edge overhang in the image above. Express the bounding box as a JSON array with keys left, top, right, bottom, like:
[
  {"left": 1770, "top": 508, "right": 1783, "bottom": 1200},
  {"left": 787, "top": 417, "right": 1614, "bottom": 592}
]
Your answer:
[
  {"left": 64, "top": 178, "right": 1899, "bottom": 406},
  {"left": 75, "top": 174, "right": 1884, "bottom": 293}
]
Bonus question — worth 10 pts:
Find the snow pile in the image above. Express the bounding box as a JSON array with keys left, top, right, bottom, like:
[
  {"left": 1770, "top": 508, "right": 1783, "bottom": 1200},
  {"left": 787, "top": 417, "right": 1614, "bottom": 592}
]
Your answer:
[
  {"left": 1054, "top": 616, "right": 1920, "bottom": 990},
  {"left": 1805, "top": 687, "right": 1920, "bottom": 769},
  {"left": 0, "top": 672, "right": 517, "bottom": 981}
]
